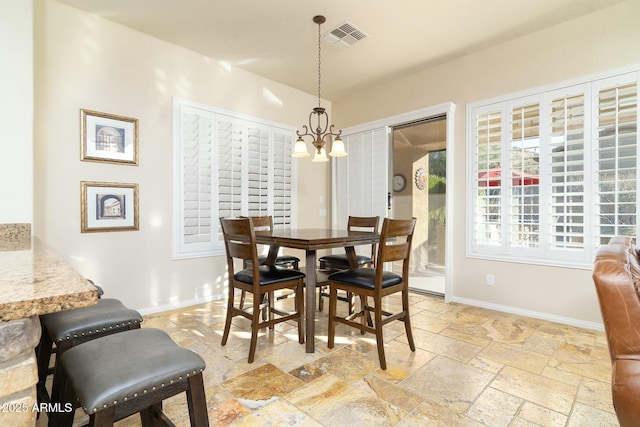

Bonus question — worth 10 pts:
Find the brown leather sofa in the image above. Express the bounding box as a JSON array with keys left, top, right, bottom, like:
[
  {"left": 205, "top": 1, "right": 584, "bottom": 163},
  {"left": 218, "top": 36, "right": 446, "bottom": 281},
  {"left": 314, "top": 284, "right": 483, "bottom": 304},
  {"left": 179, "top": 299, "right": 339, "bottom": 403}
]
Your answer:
[{"left": 593, "top": 236, "right": 640, "bottom": 426}]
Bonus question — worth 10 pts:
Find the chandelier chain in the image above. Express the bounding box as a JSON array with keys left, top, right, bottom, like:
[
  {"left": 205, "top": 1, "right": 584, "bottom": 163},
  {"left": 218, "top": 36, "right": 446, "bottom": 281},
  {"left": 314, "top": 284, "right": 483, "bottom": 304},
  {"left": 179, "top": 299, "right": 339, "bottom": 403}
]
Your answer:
[{"left": 317, "top": 19, "right": 322, "bottom": 108}]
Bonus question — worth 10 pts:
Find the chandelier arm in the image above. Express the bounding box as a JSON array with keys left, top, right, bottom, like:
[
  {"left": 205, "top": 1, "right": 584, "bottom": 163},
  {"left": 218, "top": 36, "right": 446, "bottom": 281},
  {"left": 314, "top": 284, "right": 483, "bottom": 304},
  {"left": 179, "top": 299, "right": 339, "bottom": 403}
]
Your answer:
[
  {"left": 296, "top": 125, "right": 312, "bottom": 139},
  {"left": 327, "top": 125, "right": 342, "bottom": 138}
]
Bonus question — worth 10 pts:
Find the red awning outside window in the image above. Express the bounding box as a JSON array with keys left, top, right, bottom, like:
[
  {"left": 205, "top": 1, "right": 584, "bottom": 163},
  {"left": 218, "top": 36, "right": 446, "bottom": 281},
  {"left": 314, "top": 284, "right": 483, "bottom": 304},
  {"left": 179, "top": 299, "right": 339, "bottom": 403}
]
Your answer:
[{"left": 478, "top": 165, "right": 539, "bottom": 187}]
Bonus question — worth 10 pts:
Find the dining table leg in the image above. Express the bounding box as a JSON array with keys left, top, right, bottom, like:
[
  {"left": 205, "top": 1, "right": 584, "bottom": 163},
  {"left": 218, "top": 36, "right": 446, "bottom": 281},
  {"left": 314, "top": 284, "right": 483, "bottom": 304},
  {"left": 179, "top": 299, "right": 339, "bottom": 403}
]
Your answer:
[
  {"left": 304, "top": 250, "right": 317, "bottom": 353},
  {"left": 266, "top": 244, "right": 316, "bottom": 353}
]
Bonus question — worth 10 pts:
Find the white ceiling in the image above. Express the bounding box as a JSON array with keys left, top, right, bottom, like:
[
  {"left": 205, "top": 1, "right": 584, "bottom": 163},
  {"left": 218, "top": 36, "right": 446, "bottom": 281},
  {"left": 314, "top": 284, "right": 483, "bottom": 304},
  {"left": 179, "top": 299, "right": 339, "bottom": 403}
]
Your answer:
[{"left": 56, "top": 0, "right": 624, "bottom": 100}]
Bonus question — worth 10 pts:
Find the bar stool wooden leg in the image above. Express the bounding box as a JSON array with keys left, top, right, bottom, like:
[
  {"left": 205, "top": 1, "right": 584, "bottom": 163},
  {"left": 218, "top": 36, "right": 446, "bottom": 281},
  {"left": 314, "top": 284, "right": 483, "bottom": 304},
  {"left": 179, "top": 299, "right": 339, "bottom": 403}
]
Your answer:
[{"left": 186, "top": 373, "right": 208, "bottom": 427}]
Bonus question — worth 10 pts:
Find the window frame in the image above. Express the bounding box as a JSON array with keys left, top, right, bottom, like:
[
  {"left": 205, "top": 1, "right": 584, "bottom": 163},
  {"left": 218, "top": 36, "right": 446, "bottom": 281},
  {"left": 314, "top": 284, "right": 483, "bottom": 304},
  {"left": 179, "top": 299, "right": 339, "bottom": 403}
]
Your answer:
[
  {"left": 467, "top": 67, "right": 639, "bottom": 269},
  {"left": 172, "top": 97, "right": 297, "bottom": 259}
]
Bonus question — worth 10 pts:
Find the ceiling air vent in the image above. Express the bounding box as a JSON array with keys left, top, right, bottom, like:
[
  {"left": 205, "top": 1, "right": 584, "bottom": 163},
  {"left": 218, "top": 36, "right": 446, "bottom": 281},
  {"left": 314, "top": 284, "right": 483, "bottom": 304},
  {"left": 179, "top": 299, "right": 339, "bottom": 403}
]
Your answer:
[{"left": 322, "top": 21, "right": 368, "bottom": 48}]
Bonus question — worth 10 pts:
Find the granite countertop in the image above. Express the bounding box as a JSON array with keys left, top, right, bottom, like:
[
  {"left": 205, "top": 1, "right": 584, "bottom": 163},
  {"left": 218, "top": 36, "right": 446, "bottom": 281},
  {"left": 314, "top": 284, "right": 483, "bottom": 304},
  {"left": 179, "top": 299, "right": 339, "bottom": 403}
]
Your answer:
[{"left": 0, "top": 237, "right": 98, "bottom": 321}]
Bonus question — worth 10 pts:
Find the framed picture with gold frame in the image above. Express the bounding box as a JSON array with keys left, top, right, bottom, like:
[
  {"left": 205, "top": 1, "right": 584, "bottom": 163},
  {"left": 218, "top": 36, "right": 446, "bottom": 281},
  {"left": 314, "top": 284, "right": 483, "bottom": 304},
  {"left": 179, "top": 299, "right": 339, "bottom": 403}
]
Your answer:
[
  {"left": 81, "top": 181, "right": 139, "bottom": 233},
  {"left": 81, "top": 109, "right": 139, "bottom": 165}
]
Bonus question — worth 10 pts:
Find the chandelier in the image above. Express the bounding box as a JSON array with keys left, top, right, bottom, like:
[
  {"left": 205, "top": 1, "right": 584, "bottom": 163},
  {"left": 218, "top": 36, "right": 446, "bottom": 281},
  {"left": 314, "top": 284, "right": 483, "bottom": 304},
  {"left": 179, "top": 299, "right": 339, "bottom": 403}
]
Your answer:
[{"left": 292, "top": 15, "right": 347, "bottom": 162}]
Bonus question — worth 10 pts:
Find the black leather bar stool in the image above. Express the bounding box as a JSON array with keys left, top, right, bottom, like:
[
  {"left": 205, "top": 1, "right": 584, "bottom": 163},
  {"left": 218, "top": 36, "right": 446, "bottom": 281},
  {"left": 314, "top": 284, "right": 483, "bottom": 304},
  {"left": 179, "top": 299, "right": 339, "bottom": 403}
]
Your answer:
[
  {"left": 36, "top": 298, "right": 143, "bottom": 408},
  {"left": 51, "top": 328, "right": 209, "bottom": 427}
]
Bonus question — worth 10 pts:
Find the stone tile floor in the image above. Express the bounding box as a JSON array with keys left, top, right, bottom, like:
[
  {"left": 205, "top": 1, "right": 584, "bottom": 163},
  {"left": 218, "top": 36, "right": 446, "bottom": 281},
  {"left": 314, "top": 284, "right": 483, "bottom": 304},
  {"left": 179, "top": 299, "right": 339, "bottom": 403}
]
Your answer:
[{"left": 39, "top": 292, "right": 618, "bottom": 426}]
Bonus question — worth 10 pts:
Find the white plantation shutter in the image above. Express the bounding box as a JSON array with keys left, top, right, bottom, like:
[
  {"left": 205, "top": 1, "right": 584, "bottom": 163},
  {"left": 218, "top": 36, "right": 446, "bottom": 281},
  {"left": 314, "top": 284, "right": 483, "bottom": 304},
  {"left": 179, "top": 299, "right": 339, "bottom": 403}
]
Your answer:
[
  {"left": 369, "top": 128, "right": 389, "bottom": 222},
  {"left": 177, "top": 105, "right": 215, "bottom": 255},
  {"left": 272, "top": 128, "right": 294, "bottom": 229},
  {"left": 509, "top": 101, "right": 540, "bottom": 250},
  {"left": 173, "top": 98, "right": 296, "bottom": 258},
  {"left": 246, "top": 123, "right": 270, "bottom": 217},
  {"left": 593, "top": 77, "right": 638, "bottom": 246},
  {"left": 548, "top": 89, "right": 586, "bottom": 252},
  {"left": 334, "top": 127, "right": 388, "bottom": 231},
  {"left": 473, "top": 107, "right": 504, "bottom": 249},
  {"left": 468, "top": 69, "right": 639, "bottom": 267},
  {"left": 217, "top": 116, "right": 243, "bottom": 220}
]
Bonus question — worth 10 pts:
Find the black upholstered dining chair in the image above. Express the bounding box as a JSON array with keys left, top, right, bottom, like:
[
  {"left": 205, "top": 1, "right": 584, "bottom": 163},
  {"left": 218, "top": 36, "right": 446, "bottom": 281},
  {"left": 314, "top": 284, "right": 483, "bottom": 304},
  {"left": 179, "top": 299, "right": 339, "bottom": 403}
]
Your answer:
[
  {"left": 319, "top": 216, "right": 380, "bottom": 270},
  {"left": 317, "top": 215, "right": 380, "bottom": 312},
  {"left": 327, "top": 217, "right": 417, "bottom": 370},
  {"left": 239, "top": 215, "right": 300, "bottom": 309},
  {"left": 220, "top": 217, "right": 305, "bottom": 363}
]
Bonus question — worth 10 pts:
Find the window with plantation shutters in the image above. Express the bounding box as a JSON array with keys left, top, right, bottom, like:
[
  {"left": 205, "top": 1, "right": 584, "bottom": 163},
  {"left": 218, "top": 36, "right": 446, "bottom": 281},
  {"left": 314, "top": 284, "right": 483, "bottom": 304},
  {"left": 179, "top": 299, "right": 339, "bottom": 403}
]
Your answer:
[
  {"left": 173, "top": 98, "right": 296, "bottom": 258},
  {"left": 468, "top": 68, "right": 639, "bottom": 268}
]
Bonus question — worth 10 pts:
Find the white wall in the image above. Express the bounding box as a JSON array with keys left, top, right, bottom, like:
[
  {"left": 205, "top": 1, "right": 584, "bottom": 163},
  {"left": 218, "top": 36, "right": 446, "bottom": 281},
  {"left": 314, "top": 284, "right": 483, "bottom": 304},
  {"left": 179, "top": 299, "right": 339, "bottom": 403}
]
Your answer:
[
  {"left": 0, "top": 1, "right": 33, "bottom": 225},
  {"left": 335, "top": 0, "right": 640, "bottom": 327},
  {"left": 33, "top": 0, "right": 330, "bottom": 312}
]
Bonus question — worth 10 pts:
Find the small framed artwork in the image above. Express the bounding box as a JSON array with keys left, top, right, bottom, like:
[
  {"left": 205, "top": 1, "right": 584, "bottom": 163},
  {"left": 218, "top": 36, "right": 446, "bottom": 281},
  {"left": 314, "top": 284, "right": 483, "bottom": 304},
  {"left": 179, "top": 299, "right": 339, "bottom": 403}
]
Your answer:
[
  {"left": 81, "top": 181, "right": 139, "bottom": 233},
  {"left": 81, "top": 109, "right": 139, "bottom": 165}
]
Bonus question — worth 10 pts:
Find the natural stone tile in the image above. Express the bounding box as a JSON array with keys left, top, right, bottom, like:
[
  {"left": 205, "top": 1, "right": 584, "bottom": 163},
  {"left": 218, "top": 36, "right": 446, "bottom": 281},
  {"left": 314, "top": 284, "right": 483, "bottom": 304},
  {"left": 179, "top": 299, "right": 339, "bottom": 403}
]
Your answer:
[
  {"left": 288, "top": 374, "right": 405, "bottom": 426},
  {"left": 289, "top": 363, "right": 327, "bottom": 384},
  {"left": 398, "top": 399, "right": 484, "bottom": 427},
  {"left": 309, "top": 347, "right": 379, "bottom": 383},
  {"left": 410, "top": 312, "right": 450, "bottom": 333},
  {"left": 232, "top": 398, "right": 322, "bottom": 426},
  {"left": 541, "top": 365, "right": 583, "bottom": 387},
  {"left": 517, "top": 401, "right": 567, "bottom": 426},
  {"left": 510, "top": 418, "right": 550, "bottom": 427},
  {"left": 491, "top": 366, "right": 576, "bottom": 414},
  {"left": 400, "top": 356, "right": 495, "bottom": 405},
  {"left": 221, "top": 363, "right": 303, "bottom": 403},
  {"left": 566, "top": 402, "right": 619, "bottom": 427},
  {"left": 469, "top": 355, "right": 504, "bottom": 374},
  {"left": 371, "top": 364, "right": 410, "bottom": 384},
  {"left": 399, "top": 328, "right": 483, "bottom": 363},
  {"left": 520, "top": 332, "right": 562, "bottom": 356},
  {"left": 465, "top": 387, "right": 522, "bottom": 427},
  {"left": 357, "top": 374, "right": 423, "bottom": 413},
  {"left": 479, "top": 341, "right": 549, "bottom": 374},
  {"left": 263, "top": 339, "right": 323, "bottom": 373},
  {"left": 440, "top": 326, "right": 491, "bottom": 346},
  {"left": 481, "top": 318, "right": 535, "bottom": 345},
  {"left": 575, "top": 378, "right": 615, "bottom": 414},
  {"left": 548, "top": 348, "right": 611, "bottom": 383},
  {"left": 208, "top": 397, "right": 251, "bottom": 426}
]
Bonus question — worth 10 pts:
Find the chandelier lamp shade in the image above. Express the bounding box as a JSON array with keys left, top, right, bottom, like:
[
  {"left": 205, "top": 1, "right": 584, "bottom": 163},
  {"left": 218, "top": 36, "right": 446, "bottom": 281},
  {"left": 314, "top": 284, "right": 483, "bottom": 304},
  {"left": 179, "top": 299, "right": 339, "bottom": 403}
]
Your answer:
[{"left": 292, "top": 15, "right": 347, "bottom": 162}]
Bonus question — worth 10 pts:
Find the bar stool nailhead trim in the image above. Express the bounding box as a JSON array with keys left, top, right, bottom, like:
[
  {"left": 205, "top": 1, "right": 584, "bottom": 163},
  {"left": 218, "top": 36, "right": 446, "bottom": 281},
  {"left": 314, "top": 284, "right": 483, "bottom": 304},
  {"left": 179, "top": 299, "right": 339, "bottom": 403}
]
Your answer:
[
  {"left": 83, "top": 367, "right": 205, "bottom": 413},
  {"left": 56, "top": 319, "right": 141, "bottom": 343}
]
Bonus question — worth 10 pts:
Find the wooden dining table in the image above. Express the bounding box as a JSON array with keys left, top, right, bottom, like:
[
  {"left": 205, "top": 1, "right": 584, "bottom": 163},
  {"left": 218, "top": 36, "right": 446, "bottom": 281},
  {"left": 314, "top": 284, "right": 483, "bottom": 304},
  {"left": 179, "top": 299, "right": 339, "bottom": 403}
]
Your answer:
[{"left": 254, "top": 228, "right": 379, "bottom": 353}]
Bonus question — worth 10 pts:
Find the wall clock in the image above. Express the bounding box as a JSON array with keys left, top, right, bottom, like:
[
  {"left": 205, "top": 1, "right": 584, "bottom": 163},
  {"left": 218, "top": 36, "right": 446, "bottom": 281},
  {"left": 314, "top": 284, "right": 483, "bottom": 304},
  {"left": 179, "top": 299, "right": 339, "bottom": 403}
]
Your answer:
[{"left": 393, "top": 173, "right": 406, "bottom": 192}]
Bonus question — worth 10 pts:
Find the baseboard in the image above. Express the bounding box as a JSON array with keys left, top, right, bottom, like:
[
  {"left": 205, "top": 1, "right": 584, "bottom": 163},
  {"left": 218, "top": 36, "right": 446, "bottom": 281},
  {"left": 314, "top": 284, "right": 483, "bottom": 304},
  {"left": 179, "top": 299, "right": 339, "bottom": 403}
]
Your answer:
[
  {"left": 452, "top": 296, "right": 605, "bottom": 332},
  {"left": 138, "top": 293, "right": 224, "bottom": 316}
]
